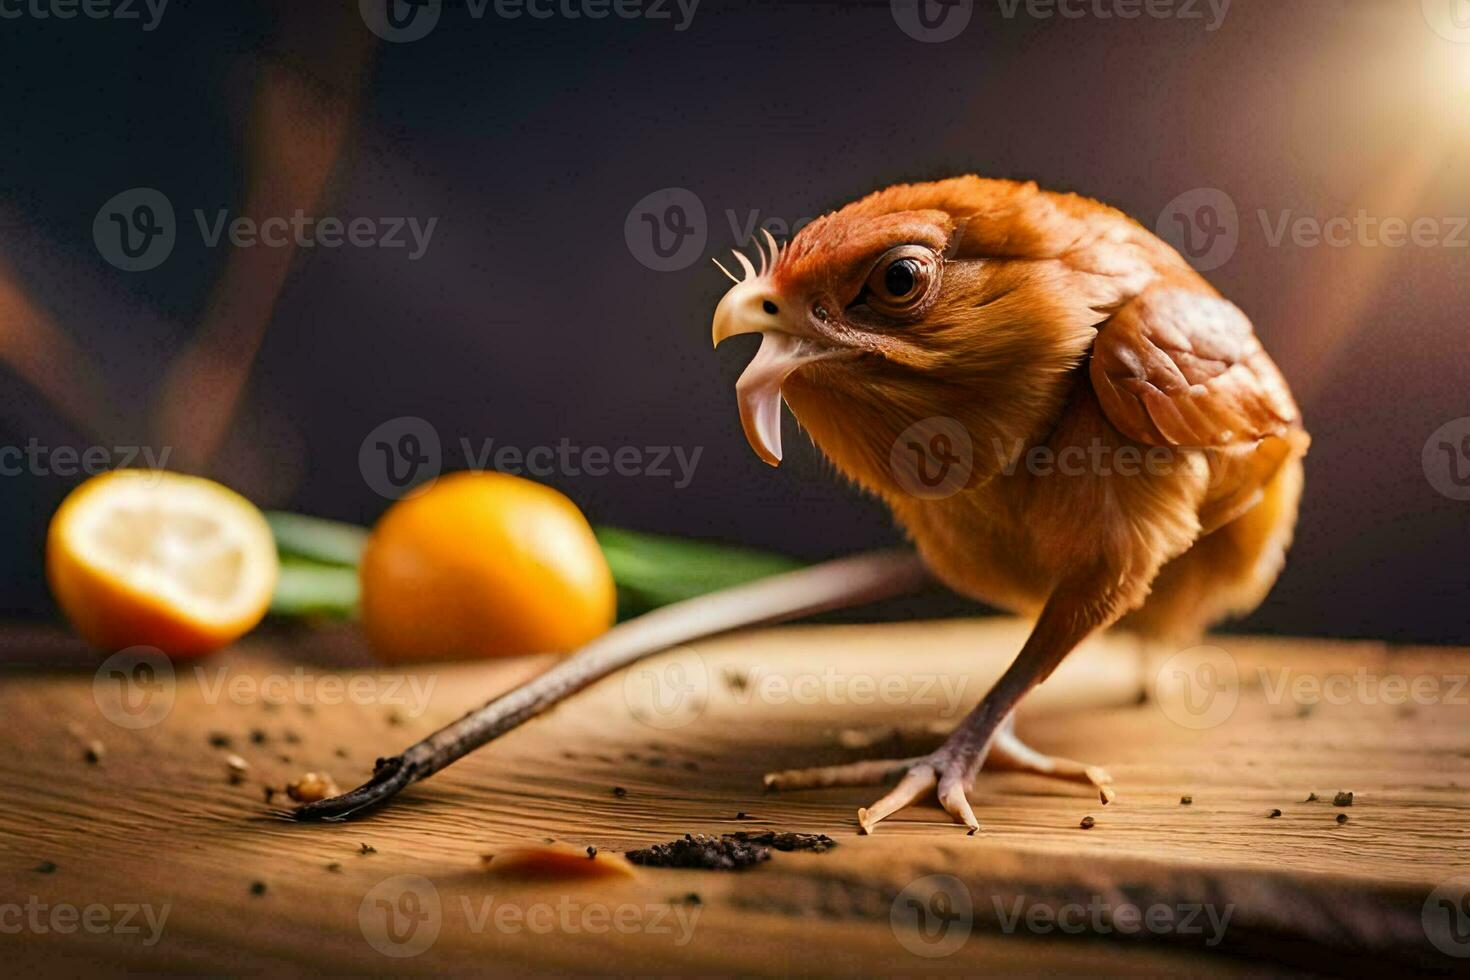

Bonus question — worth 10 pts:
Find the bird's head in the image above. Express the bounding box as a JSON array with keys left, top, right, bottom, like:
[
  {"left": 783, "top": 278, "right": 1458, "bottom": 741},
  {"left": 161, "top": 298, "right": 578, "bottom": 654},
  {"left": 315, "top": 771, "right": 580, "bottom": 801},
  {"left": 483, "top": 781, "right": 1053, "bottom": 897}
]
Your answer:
[{"left": 711, "top": 176, "right": 1155, "bottom": 497}]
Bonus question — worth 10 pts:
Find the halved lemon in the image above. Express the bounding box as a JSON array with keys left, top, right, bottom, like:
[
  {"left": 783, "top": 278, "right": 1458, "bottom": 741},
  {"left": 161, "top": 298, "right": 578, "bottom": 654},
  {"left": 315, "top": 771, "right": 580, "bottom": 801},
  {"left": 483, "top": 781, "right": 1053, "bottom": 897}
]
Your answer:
[{"left": 47, "top": 470, "right": 279, "bottom": 657}]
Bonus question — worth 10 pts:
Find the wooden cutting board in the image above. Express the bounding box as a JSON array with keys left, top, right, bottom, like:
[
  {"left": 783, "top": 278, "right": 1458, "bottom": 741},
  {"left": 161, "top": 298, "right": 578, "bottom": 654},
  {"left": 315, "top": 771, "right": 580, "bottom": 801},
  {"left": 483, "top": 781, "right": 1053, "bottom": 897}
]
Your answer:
[{"left": 1, "top": 618, "right": 1467, "bottom": 975}]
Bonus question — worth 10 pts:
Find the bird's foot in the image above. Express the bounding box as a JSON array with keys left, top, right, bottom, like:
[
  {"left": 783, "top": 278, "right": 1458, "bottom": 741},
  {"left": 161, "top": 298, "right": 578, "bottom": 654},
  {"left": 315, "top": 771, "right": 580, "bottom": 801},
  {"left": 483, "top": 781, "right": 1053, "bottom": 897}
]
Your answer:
[{"left": 763, "top": 722, "right": 1113, "bottom": 834}]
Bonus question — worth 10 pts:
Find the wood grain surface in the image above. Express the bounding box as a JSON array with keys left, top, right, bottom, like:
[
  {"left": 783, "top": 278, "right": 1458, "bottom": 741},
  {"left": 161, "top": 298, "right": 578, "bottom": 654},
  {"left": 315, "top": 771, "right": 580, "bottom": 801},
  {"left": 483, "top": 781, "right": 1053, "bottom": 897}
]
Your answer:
[{"left": 2, "top": 618, "right": 1467, "bottom": 975}]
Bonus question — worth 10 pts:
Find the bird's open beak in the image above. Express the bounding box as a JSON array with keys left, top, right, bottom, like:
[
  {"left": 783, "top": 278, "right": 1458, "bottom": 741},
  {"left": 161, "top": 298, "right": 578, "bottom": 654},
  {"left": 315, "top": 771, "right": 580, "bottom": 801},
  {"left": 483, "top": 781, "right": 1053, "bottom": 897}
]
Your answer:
[{"left": 712, "top": 277, "right": 837, "bottom": 466}]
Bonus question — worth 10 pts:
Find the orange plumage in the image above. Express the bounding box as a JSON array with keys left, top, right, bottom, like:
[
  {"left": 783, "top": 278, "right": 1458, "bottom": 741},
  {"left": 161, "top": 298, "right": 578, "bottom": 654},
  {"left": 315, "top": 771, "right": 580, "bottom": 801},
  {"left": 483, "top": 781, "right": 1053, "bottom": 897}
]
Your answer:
[{"left": 712, "top": 176, "right": 1307, "bottom": 832}]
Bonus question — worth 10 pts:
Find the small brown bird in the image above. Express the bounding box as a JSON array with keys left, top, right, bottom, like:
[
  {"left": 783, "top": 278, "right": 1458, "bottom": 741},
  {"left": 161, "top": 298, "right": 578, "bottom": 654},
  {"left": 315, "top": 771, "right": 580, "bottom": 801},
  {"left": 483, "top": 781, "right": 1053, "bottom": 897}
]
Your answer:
[{"left": 712, "top": 176, "right": 1308, "bottom": 833}]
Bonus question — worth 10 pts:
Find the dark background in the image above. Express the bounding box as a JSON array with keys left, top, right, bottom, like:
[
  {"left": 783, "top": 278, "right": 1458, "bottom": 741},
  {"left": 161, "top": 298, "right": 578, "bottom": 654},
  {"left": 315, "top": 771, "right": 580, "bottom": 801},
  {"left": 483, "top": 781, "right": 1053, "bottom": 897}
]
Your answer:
[{"left": 1, "top": 0, "right": 1466, "bottom": 641}]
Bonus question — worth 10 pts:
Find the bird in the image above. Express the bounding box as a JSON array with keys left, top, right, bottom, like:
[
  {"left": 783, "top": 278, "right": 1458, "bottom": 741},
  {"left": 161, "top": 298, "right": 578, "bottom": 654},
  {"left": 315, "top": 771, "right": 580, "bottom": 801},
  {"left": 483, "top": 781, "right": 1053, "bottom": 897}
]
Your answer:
[{"left": 710, "top": 175, "right": 1308, "bottom": 834}]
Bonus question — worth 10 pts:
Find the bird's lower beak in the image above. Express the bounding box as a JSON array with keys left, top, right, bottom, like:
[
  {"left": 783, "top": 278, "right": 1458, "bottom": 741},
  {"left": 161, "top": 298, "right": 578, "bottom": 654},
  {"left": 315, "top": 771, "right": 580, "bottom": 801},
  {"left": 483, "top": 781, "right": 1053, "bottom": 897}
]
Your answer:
[{"left": 712, "top": 279, "right": 836, "bottom": 466}]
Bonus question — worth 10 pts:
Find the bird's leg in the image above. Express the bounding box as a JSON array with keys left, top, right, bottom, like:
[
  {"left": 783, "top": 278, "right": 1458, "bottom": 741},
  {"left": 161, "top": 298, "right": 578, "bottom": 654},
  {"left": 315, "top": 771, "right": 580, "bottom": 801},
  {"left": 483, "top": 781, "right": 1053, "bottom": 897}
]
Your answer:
[{"left": 765, "top": 575, "right": 1125, "bottom": 833}]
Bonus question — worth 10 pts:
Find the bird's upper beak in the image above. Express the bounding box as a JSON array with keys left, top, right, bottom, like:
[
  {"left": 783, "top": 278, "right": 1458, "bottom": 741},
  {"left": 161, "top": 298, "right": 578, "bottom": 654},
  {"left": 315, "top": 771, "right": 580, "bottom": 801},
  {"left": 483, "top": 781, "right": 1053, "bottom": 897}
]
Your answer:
[{"left": 712, "top": 275, "right": 838, "bottom": 466}]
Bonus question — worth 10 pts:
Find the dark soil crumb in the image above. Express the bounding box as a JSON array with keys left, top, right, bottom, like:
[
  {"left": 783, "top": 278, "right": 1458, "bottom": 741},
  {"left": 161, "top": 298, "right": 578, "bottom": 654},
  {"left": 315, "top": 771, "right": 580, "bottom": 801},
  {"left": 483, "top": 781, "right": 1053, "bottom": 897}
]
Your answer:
[
  {"left": 250, "top": 729, "right": 267, "bottom": 745},
  {"left": 359, "top": 843, "right": 377, "bottom": 855},
  {"left": 263, "top": 786, "right": 277, "bottom": 804},
  {"left": 1336, "top": 813, "right": 1349, "bottom": 824},
  {"left": 325, "top": 863, "right": 343, "bottom": 873},
  {"left": 335, "top": 747, "right": 349, "bottom": 759},
  {"left": 1269, "top": 809, "right": 1282, "bottom": 818},
  {"left": 586, "top": 846, "right": 597, "bottom": 859},
  {"left": 1333, "top": 791, "right": 1354, "bottom": 807},
  {"left": 283, "top": 730, "right": 302, "bottom": 745},
  {"left": 682, "top": 761, "right": 699, "bottom": 771},
  {"left": 682, "top": 892, "right": 701, "bottom": 905},
  {"left": 1180, "top": 796, "right": 1192, "bottom": 805},
  {"left": 1080, "top": 816, "right": 1096, "bottom": 830},
  {"left": 83, "top": 740, "right": 104, "bottom": 764},
  {"left": 250, "top": 881, "right": 267, "bottom": 896},
  {"left": 1304, "top": 792, "right": 1319, "bottom": 802},
  {"left": 734, "top": 812, "right": 750, "bottom": 820},
  {"left": 723, "top": 668, "right": 750, "bottom": 694},
  {"left": 626, "top": 834, "right": 771, "bottom": 871},
  {"left": 725, "top": 831, "right": 836, "bottom": 853},
  {"left": 208, "top": 732, "right": 232, "bottom": 748},
  {"left": 385, "top": 710, "right": 403, "bottom": 727},
  {"left": 33, "top": 860, "right": 57, "bottom": 874},
  {"left": 612, "top": 786, "right": 628, "bottom": 798}
]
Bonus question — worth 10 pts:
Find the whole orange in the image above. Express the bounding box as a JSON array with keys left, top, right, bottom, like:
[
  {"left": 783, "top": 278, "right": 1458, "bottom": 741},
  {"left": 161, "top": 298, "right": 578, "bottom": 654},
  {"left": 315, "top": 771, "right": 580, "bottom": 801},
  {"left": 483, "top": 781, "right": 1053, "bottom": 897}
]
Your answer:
[{"left": 359, "top": 471, "right": 615, "bottom": 662}]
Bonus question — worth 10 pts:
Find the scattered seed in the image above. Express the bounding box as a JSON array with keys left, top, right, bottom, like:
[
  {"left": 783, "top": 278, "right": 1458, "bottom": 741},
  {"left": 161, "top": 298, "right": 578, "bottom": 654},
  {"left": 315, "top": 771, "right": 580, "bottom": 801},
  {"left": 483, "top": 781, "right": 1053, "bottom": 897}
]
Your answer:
[
  {"left": 282, "top": 730, "right": 301, "bottom": 745},
  {"left": 1304, "top": 792, "right": 1319, "bottom": 802},
  {"left": 208, "top": 732, "right": 233, "bottom": 748},
  {"left": 725, "top": 831, "right": 836, "bottom": 853},
  {"left": 359, "top": 843, "right": 377, "bottom": 855},
  {"left": 612, "top": 786, "right": 627, "bottom": 798},
  {"left": 683, "top": 892, "right": 702, "bottom": 905},
  {"left": 83, "top": 740, "right": 105, "bottom": 764},
  {"left": 250, "top": 881, "right": 267, "bottom": 896},
  {"left": 334, "top": 747, "right": 349, "bottom": 759},
  {"left": 1333, "top": 791, "right": 1354, "bottom": 807},
  {"left": 1180, "top": 796, "right": 1193, "bottom": 805},
  {"left": 723, "top": 668, "right": 750, "bottom": 694},
  {"left": 325, "top": 863, "right": 342, "bottom": 873},
  {"left": 226, "top": 754, "right": 249, "bottom": 773},
  {"left": 263, "top": 786, "right": 277, "bottom": 804},
  {"left": 278, "top": 754, "right": 293, "bottom": 764},
  {"left": 1269, "top": 809, "right": 1282, "bottom": 818},
  {"left": 626, "top": 834, "right": 771, "bottom": 871},
  {"left": 249, "top": 729, "right": 267, "bottom": 745},
  {"left": 479, "top": 854, "right": 495, "bottom": 865},
  {"left": 33, "top": 860, "right": 57, "bottom": 874},
  {"left": 586, "top": 846, "right": 597, "bottom": 859},
  {"left": 682, "top": 761, "right": 699, "bottom": 771},
  {"left": 1336, "top": 813, "right": 1349, "bottom": 824},
  {"left": 1080, "top": 816, "right": 1096, "bottom": 829},
  {"left": 735, "top": 812, "right": 749, "bottom": 820},
  {"left": 285, "top": 772, "right": 340, "bottom": 803},
  {"left": 385, "top": 710, "right": 403, "bottom": 727}
]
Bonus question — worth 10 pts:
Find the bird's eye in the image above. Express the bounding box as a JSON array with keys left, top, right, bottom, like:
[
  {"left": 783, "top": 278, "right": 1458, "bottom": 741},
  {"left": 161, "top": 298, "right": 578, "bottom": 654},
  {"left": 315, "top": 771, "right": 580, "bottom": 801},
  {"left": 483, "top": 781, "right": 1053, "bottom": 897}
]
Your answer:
[{"left": 864, "top": 245, "right": 938, "bottom": 316}]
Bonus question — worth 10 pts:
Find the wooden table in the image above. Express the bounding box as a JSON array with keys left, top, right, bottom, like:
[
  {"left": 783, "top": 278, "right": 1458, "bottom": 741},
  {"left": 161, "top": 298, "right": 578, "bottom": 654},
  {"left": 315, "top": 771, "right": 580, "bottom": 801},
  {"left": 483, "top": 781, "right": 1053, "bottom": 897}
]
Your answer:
[{"left": 2, "top": 619, "right": 1467, "bottom": 975}]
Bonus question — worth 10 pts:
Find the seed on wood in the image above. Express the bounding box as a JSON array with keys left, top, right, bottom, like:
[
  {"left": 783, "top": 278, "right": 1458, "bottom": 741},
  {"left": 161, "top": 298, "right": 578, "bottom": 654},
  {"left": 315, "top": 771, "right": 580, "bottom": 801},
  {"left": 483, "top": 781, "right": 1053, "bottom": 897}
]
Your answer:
[
  {"left": 385, "top": 710, "right": 403, "bottom": 727},
  {"left": 359, "top": 843, "right": 377, "bottom": 855},
  {"left": 1080, "top": 816, "right": 1096, "bottom": 829},
  {"left": 83, "top": 740, "right": 105, "bottom": 764},
  {"left": 1333, "top": 791, "right": 1353, "bottom": 807},
  {"left": 1336, "top": 813, "right": 1349, "bottom": 824},
  {"left": 250, "top": 881, "right": 267, "bottom": 896},
  {"left": 683, "top": 893, "right": 702, "bottom": 905},
  {"left": 1269, "top": 809, "right": 1282, "bottom": 818},
  {"left": 735, "top": 812, "right": 749, "bottom": 820},
  {"left": 586, "top": 846, "right": 597, "bottom": 859},
  {"left": 612, "top": 786, "right": 627, "bottom": 798},
  {"left": 208, "top": 732, "right": 233, "bottom": 748},
  {"left": 334, "top": 747, "right": 349, "bottom": 759},
  {"left": 325, "top": 863, "right": 343, "bottom": 873},
  {"left": 1304, "top": 792, "right": 1319, "bottom": 802},
  {"left": 33, "top": 860, "right": 57, "bottom": 874},
  {"left": 263, "top": 786, "right": 277, "bottom": 804},
  {"left": 285, "top": 772, "right": 340, "bottom": 803},
  {"left": 282, "top": 731, "right": 301, "bottom": 745},
  {"left": 1180, "top": 796, "right": 1193, "bottom": 805},
  {"left": 249, "top": 729, "right": 267, "bottom": 744}
]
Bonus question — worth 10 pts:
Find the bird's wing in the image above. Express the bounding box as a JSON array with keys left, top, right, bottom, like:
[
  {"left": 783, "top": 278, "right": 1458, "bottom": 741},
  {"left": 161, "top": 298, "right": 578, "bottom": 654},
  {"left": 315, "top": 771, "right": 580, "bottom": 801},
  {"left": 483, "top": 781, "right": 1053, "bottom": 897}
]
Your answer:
[{"left": 1090, "top": 284, "right": 1300, "bottom": 448}]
